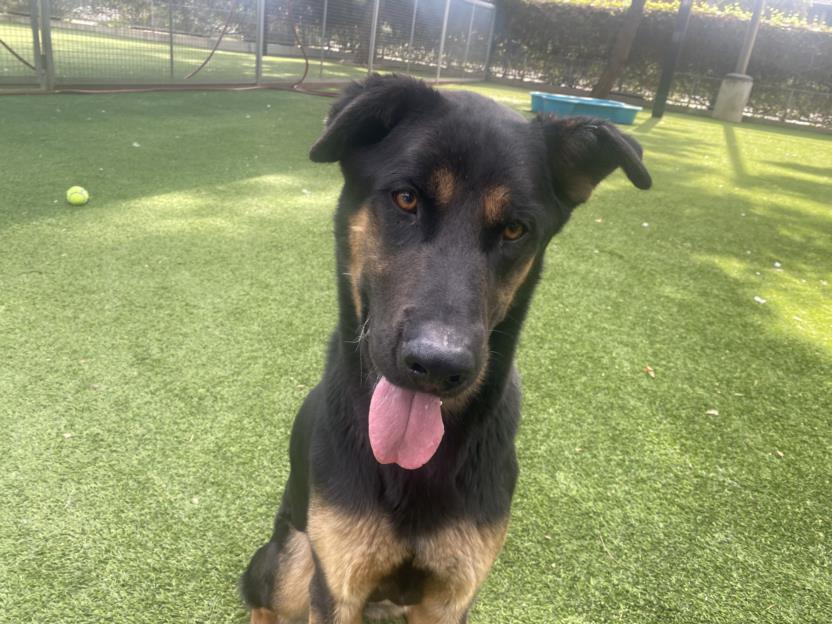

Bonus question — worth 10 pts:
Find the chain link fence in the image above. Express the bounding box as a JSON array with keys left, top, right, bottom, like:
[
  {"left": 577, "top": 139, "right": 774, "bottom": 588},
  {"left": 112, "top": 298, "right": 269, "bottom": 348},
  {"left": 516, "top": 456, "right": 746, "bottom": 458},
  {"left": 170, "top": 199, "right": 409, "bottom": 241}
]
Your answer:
[{"left": 0, "top": 0, "right": 495, "bottom": 90}]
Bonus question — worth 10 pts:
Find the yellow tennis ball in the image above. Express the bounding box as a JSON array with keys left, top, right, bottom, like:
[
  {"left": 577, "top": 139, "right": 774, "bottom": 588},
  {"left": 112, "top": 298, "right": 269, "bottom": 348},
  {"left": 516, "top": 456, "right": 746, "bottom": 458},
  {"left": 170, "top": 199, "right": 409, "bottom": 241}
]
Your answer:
[{"left": 66, "top": 186, "right": 89, "bottom": 206}]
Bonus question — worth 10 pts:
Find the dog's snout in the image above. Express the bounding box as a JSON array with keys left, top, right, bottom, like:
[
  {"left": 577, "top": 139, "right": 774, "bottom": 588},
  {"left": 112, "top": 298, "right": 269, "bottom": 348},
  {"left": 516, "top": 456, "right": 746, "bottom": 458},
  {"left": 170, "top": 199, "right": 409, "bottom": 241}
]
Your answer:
[
  {"left": 403, "top": 340, "right": 474, "bottom": 393},
  {"left": 400, "top": 323, "right": 479, "bottom": 395}
]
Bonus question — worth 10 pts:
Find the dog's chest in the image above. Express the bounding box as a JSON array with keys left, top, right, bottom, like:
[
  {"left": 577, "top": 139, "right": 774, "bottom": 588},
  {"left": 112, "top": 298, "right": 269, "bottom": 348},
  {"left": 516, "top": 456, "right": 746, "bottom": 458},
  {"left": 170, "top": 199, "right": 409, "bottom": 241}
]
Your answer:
[{"left": 307, "top": 494, "right": 507, "bottom": 605}]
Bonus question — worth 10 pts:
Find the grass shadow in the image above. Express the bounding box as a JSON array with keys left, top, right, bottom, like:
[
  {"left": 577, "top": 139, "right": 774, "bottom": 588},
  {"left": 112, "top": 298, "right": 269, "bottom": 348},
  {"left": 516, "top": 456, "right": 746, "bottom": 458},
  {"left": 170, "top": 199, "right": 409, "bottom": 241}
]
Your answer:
[
  {"left": 723, "top": 124, "right": 749, "bottom": 183},
  {"left": 0, "top": 89, "right": 336, "bottom": 233},
  {"left": 763, "top": 161, "right": 832, "bottom": 178},
  {"left": 724, "top": 124, "right": 832, "bottom": 201},
  {"left": 631, "top": 116, "right": 661, "bottom": 134}
]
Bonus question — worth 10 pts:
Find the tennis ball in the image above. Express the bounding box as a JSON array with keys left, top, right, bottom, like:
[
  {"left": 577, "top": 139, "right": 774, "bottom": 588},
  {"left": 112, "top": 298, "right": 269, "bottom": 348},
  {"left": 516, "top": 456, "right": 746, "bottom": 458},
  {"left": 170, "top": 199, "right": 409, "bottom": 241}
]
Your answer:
[{"left": 66, "top": 186, "right": 89, "bottom": 206}]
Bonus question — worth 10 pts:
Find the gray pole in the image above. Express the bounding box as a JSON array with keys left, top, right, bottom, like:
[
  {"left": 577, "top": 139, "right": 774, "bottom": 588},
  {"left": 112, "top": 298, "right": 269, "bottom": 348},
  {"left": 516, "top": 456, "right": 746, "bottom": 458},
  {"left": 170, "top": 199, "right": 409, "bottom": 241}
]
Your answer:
[
  {"left": 29, "top": 0, "right": 44, "bottom": 89},
  {"left": 39, "top": 0, "right": 54, "bottom": 90},
  {"left": 461, "top": 4, "right": 475, "bottom": 70},
  {"left": 319, "top": 0, "right": 329, "bottom": 77},
  {"left": 435, "top": 0, "right": 451, "bottom": 82},
  {"left": 406, "top": 0, "right": 419, "bottom": 74},
  {"left": 255, "top": 0, "right": 265, "bottom": 83},
  {"left": 482, "top": 5, "right": 495, "bottom": 79},
  {"left": 712, "top": 0, "right": 763, "bottom": 122},
  {"left": 168, "top": 0, "right": 174, "bottom": 80},
  {"left": 735, "top": 0, "right": 765, "bottom": 74},
  {"left": 367, "top": 0, "right": 381, "bottom": 73}
]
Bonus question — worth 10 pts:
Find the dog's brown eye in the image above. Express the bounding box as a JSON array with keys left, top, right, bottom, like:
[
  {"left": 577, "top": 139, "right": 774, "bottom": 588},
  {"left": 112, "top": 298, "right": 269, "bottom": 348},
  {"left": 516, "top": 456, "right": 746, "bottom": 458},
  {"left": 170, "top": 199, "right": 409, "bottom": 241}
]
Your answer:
[
  {"left": 502, "top": 222, "right": 526, "bottom": 241},
  {"left": 392, "top": 190, "right": 418, "bottom": 213}
]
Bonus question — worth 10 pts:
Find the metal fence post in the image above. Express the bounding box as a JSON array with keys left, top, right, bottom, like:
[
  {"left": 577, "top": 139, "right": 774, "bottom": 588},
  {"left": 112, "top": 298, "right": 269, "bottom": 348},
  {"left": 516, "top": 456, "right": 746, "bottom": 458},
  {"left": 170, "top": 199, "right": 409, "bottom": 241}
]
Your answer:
[
  {"left": 168, "top": 0, "right": 174, "bottom": 80},
  {"left": 462, "top": 4, "right": 475, "bottom": 70},
  {"left": 482, "top": 4, "right": 496, "bottom": 79},
  {"left": 436, "top": 0, "right": 452, "bottom": 82},
  {"left": 406, "top": 0, "right": 419, "bottom": 74},
  {"left": 319, "top": 0, "right": 329, "bottom": 77},
  {"left": 256, "top": 0, "right": 265, "bottom": 83},
  {"left": 29, "top": 0, "right": 45, "bottom": 90},
  {"left": 735, "top": 0, "right": 765, "bottom": 75},
  {"left": 38, "top": 0, "right": 54, "bottom": 90},
  {"left": 367, "top": 0, "right": 381, "bottom": 73}
]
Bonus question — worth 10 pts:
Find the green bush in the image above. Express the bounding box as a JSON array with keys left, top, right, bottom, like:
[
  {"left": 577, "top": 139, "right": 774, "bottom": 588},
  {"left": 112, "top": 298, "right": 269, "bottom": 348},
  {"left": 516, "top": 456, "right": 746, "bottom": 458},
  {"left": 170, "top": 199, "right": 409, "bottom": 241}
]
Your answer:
[{"left": 491, "top": 0, "right": 832, "bottom": 127}]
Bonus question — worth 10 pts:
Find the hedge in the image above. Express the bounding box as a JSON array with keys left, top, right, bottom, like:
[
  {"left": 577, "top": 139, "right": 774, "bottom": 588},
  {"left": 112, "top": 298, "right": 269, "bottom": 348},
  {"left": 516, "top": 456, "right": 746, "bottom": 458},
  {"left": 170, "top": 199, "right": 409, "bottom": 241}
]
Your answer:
[{"left": 490, "top": 0, "right": 832, "bottom": 127}]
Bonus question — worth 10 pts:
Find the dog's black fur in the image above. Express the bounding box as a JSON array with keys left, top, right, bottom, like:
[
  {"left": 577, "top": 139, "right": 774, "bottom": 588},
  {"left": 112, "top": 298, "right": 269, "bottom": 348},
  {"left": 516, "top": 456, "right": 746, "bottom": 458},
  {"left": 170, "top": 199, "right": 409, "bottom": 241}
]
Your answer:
[{"left": 241, "top": 75, "right": 651, "bottom": 624}]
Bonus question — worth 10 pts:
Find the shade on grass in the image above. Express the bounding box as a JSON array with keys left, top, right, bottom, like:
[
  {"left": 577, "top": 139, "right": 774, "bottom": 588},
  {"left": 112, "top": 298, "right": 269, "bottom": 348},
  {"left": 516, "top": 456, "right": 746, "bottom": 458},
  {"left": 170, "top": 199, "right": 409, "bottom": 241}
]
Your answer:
[{"left": 0, "top": 84, "right": 830, "bottom": 623}]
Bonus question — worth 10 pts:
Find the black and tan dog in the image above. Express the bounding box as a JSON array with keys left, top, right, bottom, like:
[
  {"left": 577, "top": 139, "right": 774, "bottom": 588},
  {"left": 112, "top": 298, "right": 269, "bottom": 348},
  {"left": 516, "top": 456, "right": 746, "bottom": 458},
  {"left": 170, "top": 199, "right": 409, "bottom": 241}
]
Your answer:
[{"left": 241, "top": 75, "right": 651, "bottom": 623}]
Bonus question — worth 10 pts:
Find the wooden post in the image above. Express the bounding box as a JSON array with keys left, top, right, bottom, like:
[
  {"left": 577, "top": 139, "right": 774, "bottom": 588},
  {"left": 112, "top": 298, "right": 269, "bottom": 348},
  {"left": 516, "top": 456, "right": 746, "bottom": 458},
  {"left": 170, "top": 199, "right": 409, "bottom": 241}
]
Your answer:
[{"left": 652, "top": 0, "right": 692, "bottom": 119}]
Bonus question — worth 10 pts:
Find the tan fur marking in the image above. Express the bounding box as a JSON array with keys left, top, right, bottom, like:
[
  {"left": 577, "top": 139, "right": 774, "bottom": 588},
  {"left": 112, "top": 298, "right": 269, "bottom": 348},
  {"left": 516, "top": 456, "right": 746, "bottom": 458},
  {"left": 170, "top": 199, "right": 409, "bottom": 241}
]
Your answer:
[
  {"left": 432, "top": 167, "right": 456, "bottom": 206},
  {"left": 408, "top": 520, "right": 509, "bottom": 623},
  {"left": 483, "top": 186, "right": 511, "bottom": 225},
  {"left": 307, "top": 494, "right": 409, "bottom": 624},
  {"left": 347, "top": 206, "right": 376, "bottom": 320},
  {"left": 269, "top": 528, "right": 314, "bottom": 620},
  {"left": 494, "top": 257, "right": 535, "bottom": 325},
  {"left": 249, "top": 607, "right": 278, "bottom": 624},
  {"left": 565, "top": 178, "right": 595, "bottom": 205}
]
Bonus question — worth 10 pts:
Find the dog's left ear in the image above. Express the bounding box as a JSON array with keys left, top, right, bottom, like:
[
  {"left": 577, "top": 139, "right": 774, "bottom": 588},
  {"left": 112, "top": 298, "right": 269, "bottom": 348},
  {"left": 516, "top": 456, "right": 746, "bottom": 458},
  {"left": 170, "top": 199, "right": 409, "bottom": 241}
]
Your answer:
[
  {"left": 309, "top": 74, "right": 442, "bottom": 163},
  {"left": 538, "top": 116, "right": 652, "bottom": 207}
]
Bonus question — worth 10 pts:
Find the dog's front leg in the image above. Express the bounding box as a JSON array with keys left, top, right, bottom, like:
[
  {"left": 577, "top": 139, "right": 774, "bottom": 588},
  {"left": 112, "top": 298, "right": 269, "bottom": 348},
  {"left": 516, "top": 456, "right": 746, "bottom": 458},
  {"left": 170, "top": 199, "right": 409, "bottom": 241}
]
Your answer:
[
  {"left": 307, "top": 494, "right": 408, "bottom": 624},
  {"left": 406, "top": 601, "right": 469, "bottom": 623},
  {"left": 405, "top": 578, "right": 472, "bottom": 624},
  {"left": 407, "top": 520, "right": 509, "bottom": 624},
  {"left": 307, "top": 557, "right": 364, "bottom": 624}
]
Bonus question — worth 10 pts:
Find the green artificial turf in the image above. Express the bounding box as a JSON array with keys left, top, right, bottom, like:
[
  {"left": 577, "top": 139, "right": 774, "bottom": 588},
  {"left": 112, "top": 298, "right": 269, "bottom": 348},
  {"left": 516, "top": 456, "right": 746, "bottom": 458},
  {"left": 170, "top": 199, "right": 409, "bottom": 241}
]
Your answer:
[{"left": 1, "top": 84, "right": 830, "bottom": 623}]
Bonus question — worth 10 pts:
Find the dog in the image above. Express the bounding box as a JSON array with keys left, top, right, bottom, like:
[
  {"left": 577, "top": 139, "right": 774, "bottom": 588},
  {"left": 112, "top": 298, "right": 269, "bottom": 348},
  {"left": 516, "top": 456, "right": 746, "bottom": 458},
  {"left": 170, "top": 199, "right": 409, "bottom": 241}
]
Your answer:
[{"left": 241, "top": 74, "right": 651, "bottom": 624}]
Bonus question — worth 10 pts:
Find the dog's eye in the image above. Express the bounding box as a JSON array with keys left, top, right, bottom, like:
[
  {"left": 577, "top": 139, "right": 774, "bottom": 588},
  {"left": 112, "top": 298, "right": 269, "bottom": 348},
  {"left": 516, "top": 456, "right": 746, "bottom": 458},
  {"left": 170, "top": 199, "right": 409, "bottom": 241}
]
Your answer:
[
  {"left": 392, "top": 190, "right": 418, "bottom": 213},
  {"left": 502, "top": 222, "right": 527, "bottom": 241}
]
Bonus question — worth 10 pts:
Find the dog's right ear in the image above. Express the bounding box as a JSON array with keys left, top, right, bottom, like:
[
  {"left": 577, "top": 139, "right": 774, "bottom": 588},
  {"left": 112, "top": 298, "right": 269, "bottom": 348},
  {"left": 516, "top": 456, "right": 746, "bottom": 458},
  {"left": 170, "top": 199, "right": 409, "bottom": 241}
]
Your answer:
[
  {"left": 309, "top": 74, "right": 442, "bottom": 163},
  {"left": 537, "top": 115, "right": 652, "bottom": 207}
]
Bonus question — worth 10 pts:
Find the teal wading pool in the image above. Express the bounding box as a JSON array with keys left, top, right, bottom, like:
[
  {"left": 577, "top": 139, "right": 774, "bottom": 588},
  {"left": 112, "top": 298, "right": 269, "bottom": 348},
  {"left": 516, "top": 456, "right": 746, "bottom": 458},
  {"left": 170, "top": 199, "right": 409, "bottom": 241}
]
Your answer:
[{"left": 530, "top": 91, "right": 642, "bottom": 124}]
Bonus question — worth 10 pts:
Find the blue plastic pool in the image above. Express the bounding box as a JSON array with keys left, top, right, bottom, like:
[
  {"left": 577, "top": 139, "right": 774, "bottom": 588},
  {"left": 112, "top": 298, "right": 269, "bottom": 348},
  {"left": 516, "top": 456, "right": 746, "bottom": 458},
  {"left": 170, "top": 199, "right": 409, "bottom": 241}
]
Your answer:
[{"left": 530, "top": 92, "right": 642, "bottom": 124}]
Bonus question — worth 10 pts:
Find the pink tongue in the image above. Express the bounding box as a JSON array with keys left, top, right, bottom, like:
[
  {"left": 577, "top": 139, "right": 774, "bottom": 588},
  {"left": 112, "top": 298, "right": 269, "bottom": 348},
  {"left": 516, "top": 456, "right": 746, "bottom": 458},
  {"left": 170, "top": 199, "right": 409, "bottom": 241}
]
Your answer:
[{"left": 368, "top": 377, "right": 444, "bottom": 470}]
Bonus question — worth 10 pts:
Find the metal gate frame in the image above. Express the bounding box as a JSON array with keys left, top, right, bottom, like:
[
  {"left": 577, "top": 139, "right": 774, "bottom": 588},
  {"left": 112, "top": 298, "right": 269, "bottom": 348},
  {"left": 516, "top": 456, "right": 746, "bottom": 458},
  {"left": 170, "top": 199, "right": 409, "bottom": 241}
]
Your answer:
[
  {"left": 16, "top": 0, "right": 57, "bottom": 90},
  {"left": 15, "top": 0, "right": 495, "bottom": 91},
  {"left": 364, "top": 0, "right": 496, "bottom": 80}
]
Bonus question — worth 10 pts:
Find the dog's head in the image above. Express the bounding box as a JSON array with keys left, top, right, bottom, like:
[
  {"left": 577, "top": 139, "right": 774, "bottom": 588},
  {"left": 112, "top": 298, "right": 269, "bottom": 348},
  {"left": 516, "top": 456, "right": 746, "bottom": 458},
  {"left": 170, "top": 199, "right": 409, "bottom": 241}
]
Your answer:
[{"left": 310, "top": 75, "right": 650, "bottom": 466}]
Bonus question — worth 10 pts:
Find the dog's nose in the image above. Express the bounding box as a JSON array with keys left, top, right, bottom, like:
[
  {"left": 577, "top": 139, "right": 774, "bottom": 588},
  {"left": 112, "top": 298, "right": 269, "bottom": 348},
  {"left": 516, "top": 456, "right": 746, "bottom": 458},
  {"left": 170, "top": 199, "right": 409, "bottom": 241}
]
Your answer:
[{"left": 400, "top": 324, "right": 478, "bottom": 394}]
